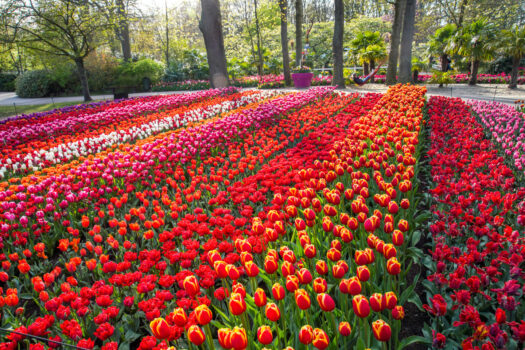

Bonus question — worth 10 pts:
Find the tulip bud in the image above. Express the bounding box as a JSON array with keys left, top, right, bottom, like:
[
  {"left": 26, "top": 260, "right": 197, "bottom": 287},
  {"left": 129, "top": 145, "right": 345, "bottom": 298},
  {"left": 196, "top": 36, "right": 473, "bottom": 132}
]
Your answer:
[
  {"left": 295, "top": 289, "right": 311, "bottom": 310},
  {"left": 214, "top": 260, "right": 228, "bottom": 279},
  {"left": 370, "top": 293, "right": 385, "bottom": 312},
  {"left": 194, "top": 304, "right": 212, "bottom": 325},
  {"left": 316, "top": 260, "right": 328, "bottom": 275},
  {"left": 227, "top": 264, "right": 240, "bottom": 280},
  {"left": 400, "top": 198, "right": 410, "bottom": 209},
  {"left": 272, "top": 283, "right": 285, "bottom": 301},
  {"left": 352, "top": 295, "right": 370, "bottom": 318},
  {"left": 312, "top": 328, "right": 330, "bottom": 350},
  {"left": 392, "top": 305, "right": 405, "bottom": 320},
  {"left": 172, "top": 307, "right": 188, "bottom": 327},
  {"left": 187, "top": 325, "right": 206, "bottom": 346},
  {"left": 265, "top": 302, "right": 281, "bottom": 322},
  {"left": 356, "top": 266, "right": 370, "bottom": 282},
  {"left": 326, "top": 248, "right": 341, "bottom": 262},
  {"left": 295, "top": 218, "right": 306, "bottom": 231},
  {"left": 322, "top": 217, "right": 334, "bottom": 232},
  {"left": 313, "top": 277, "right": 327, "bottom": 294},
  {"left": 150, "top": 318, "right": 171, "bottom": 340},
  {"left": 392, "top": 230, "right": 404, "bottom": 246},
  {"left": 228, "top": 293, "right": 246, "bottom": 315},
  {"left": 383, "top": 244, "right": 397, "bottom": 259},
  {"left": 244, "top": 261, "right": 259, "bottom": 277},
  {"left": 339, "top": 322, "right": 352, "bottom": 336},
  {"left": 297, "top": 268, "right": 313, "bottom": 285},
  {"left": 286, "top": 275, "right": 300, "bottom": 292},
  {"left": 340, "top": 228, "right": 353, "bottom": 243},
  {"left": 384, "top": 292, "right": 397, "bottom": 309},
  {"left": 257, "top": 325, "right": 273, "bottom": 345},
  {"left": 372, "top": 319, "right": 392, "bottom": 342},
  {"left": 303, "top": 244, "right": 317, "bottom": 258},
  {"left": 386, "top": 257, "right": 401, "bottom": 275},
  {"left": 316, "top": 293, "right": 335, "bottom": 312},
  {"left": 183, "top": 275, "right": 199, "bottom": 296},
  {"left": 355, "top": 250, "right": 369, "bottom": 266},
  {"left": 254, "top": 288, "right": 267, "bottom": 307},
  {"left": 229, "top": 327, "right": 248, "bottom": 350},
  {"left": 398, "top": 219, "right": 409, "bottom": 232},
  {"left": 299, "top": 325, "right": 314, "bottom": 345},
  {"left": 264, "top": 256, "right": 278, "bottom": 274}
]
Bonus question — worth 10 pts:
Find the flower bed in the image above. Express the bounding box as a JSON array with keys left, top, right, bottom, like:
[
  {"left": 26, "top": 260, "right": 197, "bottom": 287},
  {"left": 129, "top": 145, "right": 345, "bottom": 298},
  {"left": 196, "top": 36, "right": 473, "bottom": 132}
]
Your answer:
[
  {"left": 424, "top": 96, "right": 525, "bottom": 349},
  {"left": 0, "top": 85, "right": 432, "bottom": 349}
]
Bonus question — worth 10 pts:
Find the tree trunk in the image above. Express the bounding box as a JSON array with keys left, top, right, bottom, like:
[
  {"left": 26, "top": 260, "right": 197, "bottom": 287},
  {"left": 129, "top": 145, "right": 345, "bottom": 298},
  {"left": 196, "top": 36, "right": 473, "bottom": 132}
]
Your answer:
[
  {"left": 199, "top": 0, "right": 229, "bottom": 88},
  {"left": 363, "top": 61, "right": 370, "bottom": 76},
  {"left": 370, "top": 59, "right": 375, "bottom": 83},
  {"left": 439, "top": 53, "right": 448, "bottom": 87},
  {"left": 386, "top": 0, "right": 405, "bottom": 85},
  {"left": 398, "top": 0, "right": 416, "bottom": 84},
  {"left": 509, "top": 55, "right": 519, "bottom": 89},
  {"left": 116, "top": 0, "right": 131, "bottom": 61},
  {"left": 295, "top": 0, "right": 303, "bottom": 66},
  {"left": 332, "top": 0, "right": 345, "bottom": 88},
  {"left": 165, "top": 0, "right": 170, "bottom": 65},
  {"left": 457, "top": 0, "right": 469, "bottom": 29},
  {"left": 75, "top": 58, "right": 92, "bottom": 102},
  {"left": 253, "top": 0, "right": 264, "bottom": 75},
  {"left": 469, "top": 59, "right": 479, "bottom": 85},
  {"left": 279, "top": 0, "right": 292, "bottom": 86}
]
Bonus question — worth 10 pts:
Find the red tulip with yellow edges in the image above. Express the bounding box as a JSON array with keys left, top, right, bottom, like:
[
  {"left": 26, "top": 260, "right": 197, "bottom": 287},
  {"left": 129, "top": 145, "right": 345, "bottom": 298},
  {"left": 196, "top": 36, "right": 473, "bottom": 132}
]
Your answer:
[
  {"left": 281, "top": 261, "right": 295, "bottom": 277},
  {"left": 282, "top": 248, "right": 296, "bottom": 263},
  {"left": 232, "top": 283, "right": 246, "bottom": 298},
  {"left": 315, "top": 260, "right": 328, "bottom": 275},
  {"left": 383, "top": 244, "right": 397, "bottom": 259},
  {"left": 313, "top": 277, "right": 328, "bottom": 293},
  {"left": 254, "top": 288, "right": 267, "bottom": 307},
  {"left": 295, "top": 218, "right": 306, "bottom": 231},
  {"left": 367, "top": 234, "right": 378, "bottom": 249},
  {"left": 392, "top": 305, "right": 405, "bottom": 320},
  {"left": 286, "top": 275, "right": 299, "bottom": 292},
  {"left": 398, "top": 219, "right": 409, "bottom": 232},
  {"left": 265, "top": 227, "right": 278, "bottom": 242},
  {"left": 323, "top": 204, "right": 337, "bottom": 217},
  {"left": 240, "top": 252, "right": 253, "bottom": 265},
  {"left": 356, "top": 266, "right": 370, "bottom": 282},
  {"left": 235, "top": 239, "right": 252, "bottom": 253},
  {"left": 244, "top": 260, "right": 259, "bottom": 277},
  {"left": 372, "top": 319, "right": 392, "bottom": 342},
  {"left": 400, "top": 198, "right": 410, "bottom": 209},
  {"left": 228, "top": 327, "right": 248, "bottom": 350},
  {"left": 227, "top": 264, "right": 241, "bottom": 280},
  {"left": 384, "top": 291, "right": 398, "bottom": 309},
  {"left": 264, "top": 256, "right": 278, "bottom": 274},
  {"left": 332, "top": 263, "right": 346, "bottom": 279},
  {"left": 316, "top": 293, "right": 335, "bottom": 312},
  {"left": 194, "top": 304, "right": 213, "bottom": 325},
  {"left": 303, "top": 208, "right": 316, "bottom": 221},
  {"left": 183, "top": 275, "right": 199, "bottom": 296},
  {"left": 339, "top": 321, "right": 352, "bottom": 336},
  {"left": 326, "top": 248, "right": 341, "bottom": 262},
  {"left": 322, "top": 216, "right": 334, "bottom": 232},
  {"left": 370, "top": 293, "right": 386, "bottom": 312},
  {"left": 214, "top": 260, "right": 228, "bottom": 279},
  {"left": 312, "top": 328, "right": 330, "bottom": 350},
  {"left": 296, "top": 268, "right": 313, "bottom": 285},
  {"left": 172, "top": 307, "right": 188, "bottom": 327},
  {"left": 274, "top": 221, "right": 285, "bottom": 235},
  {"left": 218, "top": 328, "right": 231, "bottom": 349},
  {"left": 252, "top": 220, "right": 265, "bottom": 235},
  {"left": 265, "top": 302, "right": 281, "bottom": 322},
  {"left": 340, "top": 212, "right": 350, "bottom": 225},
  {"left": 355, "top": 250, "right": 369, "bottom": 266},
  {"left": 340, "top": 228, "right": 354, "bottom": 243},
  {"left": 207, "top": 250, "right": 221, "bottom": 264},
  {"left": 299, "top": 325, "right": 314, "bottom": 345},
  {"left": 187, "top": 325, "right": 206, "bottom": 346},
  {"left": 272, "top": 283, "right": 285, "bottom": 301},
  {"left": 267, "top": 210, "right": 281, "bottom": 223},
  {"left": 383, "top": 221, "right": 394, "bottom": 233},
  {"left": 352, "top": 295, "right": 371, "bottom": 318},
  {"left": 386, "top": 257, "right": 401, "bottom": 275},
  {"left": 257, "top": 325, "right": 273, "bottom": 345},
  {"left": 392, "top": 230, "right": 404, "bottom": 246},
  {"left": 228, "top": 293, "right": 246, "bottom": 315},
  {"left": 387, "top": 201, "right": 399, "bottom": 214},
  {"left": 286, "top": 205, "right": 298, "bottom": 217},
  {"left": 295, "top": 288, "right": 312, "bottom": 310},
  {"left": 304, "top": 244, "right": 317, "bottom": 258},
  {"left": 150, "top": 317, "right": 171, "bottom": 340}
]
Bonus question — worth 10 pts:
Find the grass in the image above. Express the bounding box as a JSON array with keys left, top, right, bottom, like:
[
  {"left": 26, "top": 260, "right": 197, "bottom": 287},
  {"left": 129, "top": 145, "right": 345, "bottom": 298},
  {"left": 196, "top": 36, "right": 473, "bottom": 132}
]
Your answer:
[{"left": 0, "top": 101, "right": 92, "bottom": 119}]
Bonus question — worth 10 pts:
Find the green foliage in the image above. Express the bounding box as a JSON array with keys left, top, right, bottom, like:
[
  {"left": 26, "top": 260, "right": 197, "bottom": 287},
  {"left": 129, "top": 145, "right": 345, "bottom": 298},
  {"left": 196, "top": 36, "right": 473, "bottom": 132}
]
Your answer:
[
  {"left": 165, "top": 49, "right": 209, "bottom": 82},
  {"left": 15, "top": 70, "right": 54, "bottom": 97},
  {"left": 429, "top": 70, "right": 454, "bottom": 86},
  {"left": 292, "top": 65, "right": 312, "bottom": 73},
  {"left": 499, "top": 24, "right": 525, "bottom": 60},
  {"left": 447, "top": 18, "right": 498, "bottom": 63},
  {"left": 350, "top": 30, "right": 387, "bottom": 66},
  {"left": 427, "top": 23, "right": 457, "bottom": 57},
  {"left": 85, "top": 53, "right": 120, "bottom": 92},
  {"left": 116, "top": 58, "right": 164, "bottom": 87},
  {"left": 0, "top": 73, "right": 17, "bottom": 92}
]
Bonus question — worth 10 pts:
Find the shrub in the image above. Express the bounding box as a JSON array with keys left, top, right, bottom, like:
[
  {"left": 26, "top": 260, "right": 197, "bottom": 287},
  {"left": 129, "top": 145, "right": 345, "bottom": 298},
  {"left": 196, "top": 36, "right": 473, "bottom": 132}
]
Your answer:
[
  {"left": 85, "top": 53, "right": 119, "bottom": 92},
  {"left": 0, "top": 73, "right": 17, "bottom": 92},
  {"left": 15, "top": 70, "right": 53, "bottom": 97},
  {"left": 116, "top": 58, "right": 164, "bottom": 89}
]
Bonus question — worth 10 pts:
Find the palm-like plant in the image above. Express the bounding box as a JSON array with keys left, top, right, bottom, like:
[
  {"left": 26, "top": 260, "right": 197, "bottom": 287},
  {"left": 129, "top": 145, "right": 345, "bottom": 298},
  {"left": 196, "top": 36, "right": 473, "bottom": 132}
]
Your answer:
[
  {"left": 447, "top": 19, "right": 497, "bottom": 85},
  {"left": 350, "top": 31, "right": 386, "bottom": 77},
  {"left": 427, "top": 23, "right": 456, "bottom": 86},
  {"left": 500, "top": 25, "right": 525, "bottom": 89}
]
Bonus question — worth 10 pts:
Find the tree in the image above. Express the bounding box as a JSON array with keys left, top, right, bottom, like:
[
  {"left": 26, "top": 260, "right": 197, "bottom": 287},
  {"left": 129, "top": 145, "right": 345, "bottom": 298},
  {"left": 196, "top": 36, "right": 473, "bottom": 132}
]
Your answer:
[
  {"left": 279, "top": 0, "right": 292, "bottom": 86},
  {"left": 332, "top": 0, "right": 345, "bottom": 88},
  {"left": 448, "top": 18, "right": 497, "bottom": 85},
  {"left": 351, "top": 31, "right": 386, "bottom": 80},
  {"left": 1, "top": 0, "right": 110, "bottom": 101},
  {"left": 428, "top": 23, "right": 457, "bottom": 86},
  {"left": 386, "top": 0, "right": 405, "bottom": 85},
  {"left": 398, "top": 0, "right": 416, "bottom": 83},
  {"left": 253, "top": 0, "right": 264, "bottom": 75},
  {"left": 500, "top": 25, "right": 525, "bottom": 89},
  {"left": 199, "top": 0, "right": 229, "bottom": 88},
  {"left": 295, "top": 0, "right": 303, "bottom": 66}
]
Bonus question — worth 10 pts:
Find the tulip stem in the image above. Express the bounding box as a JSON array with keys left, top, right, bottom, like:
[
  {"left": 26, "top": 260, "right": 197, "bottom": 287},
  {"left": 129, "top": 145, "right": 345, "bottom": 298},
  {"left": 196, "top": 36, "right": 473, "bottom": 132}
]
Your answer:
[
  {"left": 204, "top": 324, "right": 216, "bottom": 350},
  {"left": 329, "top": 312, "right": 339, "bottom": 346},
  {"left": 240, "top": 313, "right": 253, "bottom": 350}
]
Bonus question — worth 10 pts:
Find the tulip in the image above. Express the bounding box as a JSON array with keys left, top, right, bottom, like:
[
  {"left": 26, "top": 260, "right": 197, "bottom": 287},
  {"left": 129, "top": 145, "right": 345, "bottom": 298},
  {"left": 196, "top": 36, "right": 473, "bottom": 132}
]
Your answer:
[
  {"left": 297, "top": 268, "right": 313, "bottom": 284},
  {"left": 386, "top": 257, "right": 401, "bottom": 275},
  {"left": 370, "top": 293, "right": 385, "bottom": 312},
  {"left": 187, "top": 325, "right": 206, "bottom": 346},
  {"left": 286, "top": 275, "right": 300, "bottom": 292},
  {"left": 150, "top": 318, "right": 171, "bottom": 340},
  {"left": 295, "top": 289, "right": 311, "bottom": 310},
  {"left": 227, "top": 265, "right": 241, "bottom": 280},
  {"left": 384, "top": 292, "right": 397, "bottom": 309},
  {"left": 312, "top": 328, "right": 330, "bottom": 349},
  {"left": 194, "top": 304, "right": 212, "bottom": 325},
  {"left": 265, "top": 302, "right": 281, "bottom": 322},
  {"left": 218, "top": 328, "right": 232, "bottom": 349},
  {"left": 244, "top": 261, "right": 259, "bottom": 277},
  {"left": 315, "top": 260, "right": 328, "bottom": 275},
  {"left": 183, "top": 275, "right": 199, "bottom": 296},
  {"left": 272, "top": 283, "right": 285, "bottom": 301},
  {"left": 254, "top": 288, "right": 267, "bottom": 307},
  {"left": 228, "top": 293, "right": 246, "bottom": 315},
  {"left": 495, "top": 308, "right": 506, "bottom": 324},
  {"left": 299, "top": 325, "right": 314, "bottom": 344},
  {"left": 313, "top": 277, "right": 327, "bottom": 293},
  {"left": 352, "top": 295, "right": 370, "bottom": 318},
  {"left": 392, "top": 305, "right": 405, "bottom": 320},
  {"left": 316, "top": 293, "right": 335, "bottom": 312},
  {"left": 264, "top": 256, "right": 278, "bottom": 274},
  {"left": 356, "top": 266, "right": 370, "bottom": 282},
  {"left": 214, "top": 261, "right": 229, "bottom": 279},
  {"left": 392, "top": 230, "right": 404, "bottom": 246},
  {"left": 339, "top": 321, "right": 352, "bottom": 336},
  {"left": 332, "top": 264, "right": 346, "bottom": 279},
  {"left": 326, "top": 248, "right": 341, "bottom": 262},
  {"left": 257, "top": 325, "right": 273, "bottom": 345},
  {"left": 303, "top": 244, "right": 317, "bottom": 258},
  {"left": 228, "top": 327, "right": 248, "bottom": 350},
  {"left": 281, "top": 261, "right": 295, "bottom": 277},
  {"left": 383, "top": 244, "right": 397, "bottom": 259},
  {"left": 372, "top": 319, "right": 391, "bottom": 342}
]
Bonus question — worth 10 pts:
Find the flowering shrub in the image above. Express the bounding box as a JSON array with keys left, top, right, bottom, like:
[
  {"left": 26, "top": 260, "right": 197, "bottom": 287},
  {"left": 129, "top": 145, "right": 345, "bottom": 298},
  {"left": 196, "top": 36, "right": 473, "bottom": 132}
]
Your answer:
[
  {"left": 292, "top": 66, "right": 312, "bottom": 74},
  {"left": 424, "top": 96, "right": 525, "bottom": 349},
  {"left": 0, "top": 84, "right": 431, "bottom": 350}
]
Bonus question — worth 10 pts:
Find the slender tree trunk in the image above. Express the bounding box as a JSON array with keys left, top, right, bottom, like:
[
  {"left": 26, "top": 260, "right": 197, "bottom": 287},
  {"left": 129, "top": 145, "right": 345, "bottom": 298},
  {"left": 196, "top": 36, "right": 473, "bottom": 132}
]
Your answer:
[
  {"left": 295, "top": 0, "right": 303, "bottom": 66},
  {"left": 75, "top": 58, "right": 92, "bottom": 102},
  {"left": 469, "top": 59, "right": 479, "bottom": 85},
  {"left": 279, "top": 0, "right": 292, "bottom": 86},
  {"left": 199, "top": 0, "right": 229, "bottom": 88},
  {"left": 332, "top": 0, "right": 345, "bottom": 88},
  {"left": 457, "top": 0, "right": 469, "bottom": 29},
  {"left": 363, "top": 61, "right": 370, "bottom": 76},
  {"left": 165, "top": 0, "right": 170, "bottom": 65},
  {"left": 242, "top": 0, "right": 258, "bottom": 73},
  {"left": 116, "top": 0, "right": 131, "bottom": 61},
  {"left": 253, "top": 0, "right": 264, "bottom": 75},
  {"left": 398, "top": 0, "right": 416, "bottom": 84},
  {"left": 439, "top": 53, "right": 448, "bottom": 87},
  {"left": 370, "top": 59, "right": 375, "bottom": 83},
  {"left": 509, "top": 56, "right": 519, "bottom": 89},
  {"left": 386, "top": 0, "right": 405, "bottom": 85},
  {"left": 413, "top": 69, "right": 419, "bottom": 82}
]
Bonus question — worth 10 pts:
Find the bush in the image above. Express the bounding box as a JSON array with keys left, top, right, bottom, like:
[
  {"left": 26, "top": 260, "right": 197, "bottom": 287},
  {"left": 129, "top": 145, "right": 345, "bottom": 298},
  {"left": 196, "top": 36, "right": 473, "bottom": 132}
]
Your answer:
[
  {"left": 15, "top": 70, "right": 54, "bottom": 98},
  {"left": 116, "top": 58, "right": 164, "bottom": 89},
  {"left": 85, "top": 53, "right": 119, "bottom": 92},
  {"left": 0, "top": 73, "right": 17, "bottom": 92}
]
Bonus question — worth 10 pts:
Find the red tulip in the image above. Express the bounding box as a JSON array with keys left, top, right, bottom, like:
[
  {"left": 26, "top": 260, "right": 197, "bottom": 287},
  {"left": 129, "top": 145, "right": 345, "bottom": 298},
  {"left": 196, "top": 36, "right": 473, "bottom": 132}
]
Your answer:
[
  {"left": 254, "top": 288, "right": 267, "bottom": 307},
  {"left": 295, "top": 289, "right": 311, "bottom": 310},
  {"left": 372, "top": 319, "right": 392, "bottom": 342},
  {"left": 228, "top": 293, "right": 246, "bottom": 315},
  {"left": 183, "top": 275, "right": 199, "bottom": 296},
  {"left": 392, "top": 230, "right": 404, "bottom": 246},
  {"left": 286, "top": 275, "right": 300, "bottom": 292},
  {"left": 316, "top": 260, "right": 328, "bottom": 275},
  {"left": 392, "top": 305, "right": 405, "bottom": 320},
  {"left": 386, "top": 257, "right": 401, "bottom": 275},
  {"left": 194, "top": 304, "right": 212, "bottom": 325},
  {"left": 316, "top": 293, "right": 335, "bottom": 312},
  {"left": 244, "top": 260, "right": 259, "bottom": 277},
  {"left": 384, "top": 292, "right": 397, "bottom": 309},
  {"left": 352, "top": 295, "right": 370, "bottom": 318},
  {"left": 370, "top": 293, "right": 385, "bottom": 312},
  {"left": 265, "top": 302, "right": 281, "bottom": 322},
  {"left": 272, "top": 283, "right": 285, "bottom": 301},
  {"left": 257, "top": 325, "right": 273, "bottom": 345},
  {"left": 172, "top": 307, "right": 188, "bottom": 326},
  {"left": 339, "top": 321, "right": 352, "bottom": 336},
  {"left": 264, "top": 256, "right": 278, "bottom": 274},
  {"left": 356, "top": 266, "right": 370, "bottom": 282},
  {"left": 299, "top": 325, "right": 314, "bottom": 345},
  {"left": 187, "top": 325, "right": 205, "bottom": 346},
  {"left": 312, "top": 328, "right": 330, "bottom": 349},
  {"left": 218, "top": 328, "right": 232, "bottom": 349},
  {"left": 150, "top": 318, "right": 171, "bottom": 340},
  {"left": 313, "top": 277, "right": 327, "bottom": 293},
  {"left": 228, "top": 327, "right": 248, "bottom": 350}
]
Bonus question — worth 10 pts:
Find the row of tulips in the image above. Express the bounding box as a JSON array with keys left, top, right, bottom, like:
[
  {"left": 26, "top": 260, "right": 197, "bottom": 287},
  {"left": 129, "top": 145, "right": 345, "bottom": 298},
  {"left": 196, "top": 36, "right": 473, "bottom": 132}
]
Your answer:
[
  {"left": 424, "top": 96, "right": 525, "bottom": 349},
  {"left": 141, "top": 84, "right": 427, "bottom": 350},
  {"left": 0, "top": 90, "right": 366, "bottom": 348},
  {"left": 0, "top": 90, "right": 278, "bottom": 177}
]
